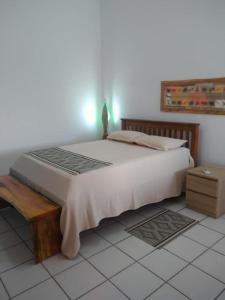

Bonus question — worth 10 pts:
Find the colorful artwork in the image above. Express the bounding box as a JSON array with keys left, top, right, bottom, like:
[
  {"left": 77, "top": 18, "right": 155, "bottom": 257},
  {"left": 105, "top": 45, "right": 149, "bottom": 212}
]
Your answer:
[{"left": 161, "top": 78, "right": 225, "bottom": 114}]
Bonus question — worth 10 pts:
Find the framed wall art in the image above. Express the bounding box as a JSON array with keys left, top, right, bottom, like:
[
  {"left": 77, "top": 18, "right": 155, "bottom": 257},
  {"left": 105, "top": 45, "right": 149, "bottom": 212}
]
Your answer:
[{"left": 161, "top": 77, "right": 225, "bottom": 114}]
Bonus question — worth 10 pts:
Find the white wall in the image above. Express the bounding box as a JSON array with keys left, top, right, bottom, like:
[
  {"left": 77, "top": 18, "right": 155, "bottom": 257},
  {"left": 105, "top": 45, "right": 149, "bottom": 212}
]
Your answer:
[
  {"left": 1, "top": 0, "right": 225, "bottom": 174},
  {"left": 101, "top": 0, "right": 225, "bottom": 164},
  {"left": 0, "top": 0, "right": 102, "bottom": 174}
]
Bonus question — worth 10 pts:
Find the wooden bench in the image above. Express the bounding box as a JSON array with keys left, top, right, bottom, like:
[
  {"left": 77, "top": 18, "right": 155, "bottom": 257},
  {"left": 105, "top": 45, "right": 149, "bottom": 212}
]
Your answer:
[{"left": 0, "top": 176, "right": 62, "bottom": 263}]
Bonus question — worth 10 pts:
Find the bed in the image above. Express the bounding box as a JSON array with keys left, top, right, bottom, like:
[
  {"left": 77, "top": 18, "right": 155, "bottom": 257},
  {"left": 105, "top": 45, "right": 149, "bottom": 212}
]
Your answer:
[{"left": 0, "top": 118, "right": 200, "bottom": 260}]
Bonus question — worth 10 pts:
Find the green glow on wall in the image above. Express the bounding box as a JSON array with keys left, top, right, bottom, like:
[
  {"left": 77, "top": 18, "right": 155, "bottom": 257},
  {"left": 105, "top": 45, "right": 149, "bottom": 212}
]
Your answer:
[
  {"left": 83, "top": 98, "right": 121, "bottom": 128},
  {"left": 112, "top": 101, "right": 120, "bottom": 123},
  {"left": 83, "top": 100, "right": 97, "bottom": 126}
]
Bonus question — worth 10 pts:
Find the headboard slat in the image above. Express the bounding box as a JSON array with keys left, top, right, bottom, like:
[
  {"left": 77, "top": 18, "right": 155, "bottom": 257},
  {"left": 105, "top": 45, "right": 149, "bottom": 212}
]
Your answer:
[{"left": 121, "top": 118, "right": 199, "bottom": 164}]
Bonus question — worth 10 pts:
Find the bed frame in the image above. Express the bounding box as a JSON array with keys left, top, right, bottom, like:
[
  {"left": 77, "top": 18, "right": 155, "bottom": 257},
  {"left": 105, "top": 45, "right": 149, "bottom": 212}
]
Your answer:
[
  {"left": 0, "top": 118, "right": 200, "bottom": 262},
  {"left": 121, "top": 118, "right": 200, "bottom": 164}
]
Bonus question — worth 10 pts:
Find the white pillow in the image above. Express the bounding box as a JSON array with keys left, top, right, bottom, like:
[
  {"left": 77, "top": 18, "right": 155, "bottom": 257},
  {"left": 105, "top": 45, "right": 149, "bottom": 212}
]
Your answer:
[
  {"left": 135, "top": 135, "right": 187, "bottom": 150},
  {"left": 107, "top": 130, "right": 146, "bottom": 143}
]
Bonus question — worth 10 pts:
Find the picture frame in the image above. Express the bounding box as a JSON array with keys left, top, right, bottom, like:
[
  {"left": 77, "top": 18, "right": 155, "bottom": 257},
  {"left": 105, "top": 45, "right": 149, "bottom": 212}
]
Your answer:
[{"left": 161, "top": 77, "right": 225, "bottom": 115}]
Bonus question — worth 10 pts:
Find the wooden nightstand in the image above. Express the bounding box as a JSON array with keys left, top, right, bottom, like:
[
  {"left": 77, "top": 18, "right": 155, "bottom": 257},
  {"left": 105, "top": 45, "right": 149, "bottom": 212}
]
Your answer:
[{"left": 186, "top": 165, "right": 225, "bottom": 218}]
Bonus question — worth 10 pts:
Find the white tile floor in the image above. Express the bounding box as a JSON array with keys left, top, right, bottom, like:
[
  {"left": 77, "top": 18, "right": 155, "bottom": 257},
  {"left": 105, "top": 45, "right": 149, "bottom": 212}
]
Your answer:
[{"left": 1, "top": 196, "right": 225, "bottom": 300}]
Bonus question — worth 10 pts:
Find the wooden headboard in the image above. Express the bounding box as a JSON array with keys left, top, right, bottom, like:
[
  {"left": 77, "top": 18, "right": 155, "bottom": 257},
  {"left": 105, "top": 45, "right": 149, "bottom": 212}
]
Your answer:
[{"left": 121, "top": 118, "right": 200, "bottom": 164}]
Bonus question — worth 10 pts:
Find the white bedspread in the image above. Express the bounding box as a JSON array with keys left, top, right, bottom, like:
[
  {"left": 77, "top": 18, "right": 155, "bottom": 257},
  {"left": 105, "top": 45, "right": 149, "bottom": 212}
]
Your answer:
[{"left": 11, "top": 140, "right": 192, "bottom": 258}]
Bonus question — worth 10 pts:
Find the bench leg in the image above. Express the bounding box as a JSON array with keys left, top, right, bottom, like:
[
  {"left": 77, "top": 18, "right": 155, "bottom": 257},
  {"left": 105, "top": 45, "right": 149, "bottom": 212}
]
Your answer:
[{"left": 32, "top": 210, "right": 62, "bottom": 263}]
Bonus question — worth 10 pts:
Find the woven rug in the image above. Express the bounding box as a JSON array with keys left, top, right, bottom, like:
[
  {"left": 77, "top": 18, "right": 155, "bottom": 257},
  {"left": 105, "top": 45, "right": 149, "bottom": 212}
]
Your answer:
[{"left": 126, "top": 209, "right": 198, "bottom": 248}]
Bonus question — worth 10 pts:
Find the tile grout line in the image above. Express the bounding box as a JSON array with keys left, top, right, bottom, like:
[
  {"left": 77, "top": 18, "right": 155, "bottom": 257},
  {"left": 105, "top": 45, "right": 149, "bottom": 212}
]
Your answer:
[
  {"left": 0, "top": 277, "right": 11, "bottom": 300},
  {"left": 0, "top": 240, "right": 24, "bottom": 254},
  {"left": 0, "top": 213, "right": 73, "bottom": 300},
  {"left": 2, "top": 256, "right": 73, "bottom": 300},
  {"left": 9, "top": 231, "right": 225, "bottom": 299},
  {"left": 163, "top": 238, "right": 225, "bottom": 286},
  {"left": 107, "top": 279, "right": 131, "bottom": 300},
  {"left": 133, "top": 211, "right": 225, "bottom": 299},
  {"left": 135, "top": 208, "right": 225, "bottom": 287},
  {"left": 44, "top": 226, "right": 134, "bottom": 300},
  {"left": 80, "top": 230, "right": 160, "bottom": 300},
  {"left": 0, "top": 257, "right": 34, "bottom": 276},
  {"left": 0, "top": 213, "right": 35, "bottom": 276},
  {"left": 0, "top": 206, "right": 159, "bottom": 282},
  {"left": 77, "top": 260, "right": 127, "bottom": 300},
  {"left": 40, "top": 262, "right": 72, "bottom": 300},
  {"left": 138, "top": 262, "right": 192, "bottom": 300},
  {"left": 76, "top": 252, "right": 132, "bottom": 300},
  {"left": 113, "top": 239, "right": 192, "bottom": 299},
  {"left": 3, "top": 209, "right": 72, "bottom": 300},
  {"left": 143, "top": 281, "right": 191, "bottom": 300},
  {"left": 93, "top": 226, "right": 181, "bottom": 300},
  {"left": 0, "top": 213, "right": 27, "bottom": 254},
  {"left": 74, "top": 279, "right": 114, "bottom": 300},
  {"left": 42, "top": 254, "right": 85, "bottom": 277},
  {"left": 189, "top": 233, "right": 225, "bottom": 285},
  {"left": 0, "top": 213, "right": 29, "bottom": 230},
  {"left": 92, "top": 209, "right": 222, "bottom": 299},
  {"left": 0, "top": 209, "right": 58, "bottom": 300},
  {"left": 214, "top": 287, "right": 225, "bottom": 300},
  {"left": 29, "top": 241, "right": 113, "bottom": 279},
  {"left": 0, "top": 220, "right": 31, "bottom": 299},
  {"left": 183, "top": 230, "right": 225, "bottom": 261},
  {"left": 1, "top": 206, "right": 225, "bottom": 300},
  {"left": 10, "top": 277, "right": 52, "bottom": 300},
  {"left": 34, "top": 227, "right": 135, "bottom": 300},
  {"left": 0, "top": 228, "right": 12, "bottom": 235},
  {"left": 198, "top": 222, "right": 225, "bottom": 235},
  {"left": 0, "top": 239, "right": 30, "bottom": 255},
  {"left": 95, "top": 229, "right": 132, "bottom": 244},
  {"left": 152, "top": 245, "right": 224, "bottom": 299},
  {"left": 210, "top": 247, "right": 225, "bottom": 257},
  {"left": 2, "top": 249, "right": 223, "bottom": 300},
  {"left": 142, "top": 244, "right": 209, "bottom": 299},
  {"left": 181, "top": 231, "right": 225, "bottom": 249}
]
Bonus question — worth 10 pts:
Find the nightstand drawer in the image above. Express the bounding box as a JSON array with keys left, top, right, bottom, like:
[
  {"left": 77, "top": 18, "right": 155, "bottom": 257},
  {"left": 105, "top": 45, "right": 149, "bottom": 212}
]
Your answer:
[
  {"left": 186, "top": 175, "right": 218, "bottom": 197},
  {"left": 186, "top": 190, "right": 217, "bottom": 217}
]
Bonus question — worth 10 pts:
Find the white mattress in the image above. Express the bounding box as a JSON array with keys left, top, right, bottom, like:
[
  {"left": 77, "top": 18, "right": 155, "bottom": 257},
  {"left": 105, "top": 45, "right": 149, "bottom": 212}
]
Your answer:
[{"left": 11, "top": 140, "right": 192, "bottom": 258}]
